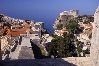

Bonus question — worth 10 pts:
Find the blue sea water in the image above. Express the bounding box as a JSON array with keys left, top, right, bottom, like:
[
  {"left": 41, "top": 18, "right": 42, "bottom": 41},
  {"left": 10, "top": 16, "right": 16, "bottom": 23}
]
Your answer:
[{"left": 43, "top": 22, "right": 53, "bottom": 33}]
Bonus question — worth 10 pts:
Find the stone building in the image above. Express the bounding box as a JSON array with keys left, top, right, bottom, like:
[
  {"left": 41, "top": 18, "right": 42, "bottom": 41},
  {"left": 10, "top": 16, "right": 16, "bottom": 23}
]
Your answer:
[
  {"left": 70, "top": 10, "right": 79, "bottom": 17},
  {"left": 60, "top": 10, "right": 79, "bottom": 17},
  {"left": 20, "top": 34, "right": 41, "bottom": 47}
]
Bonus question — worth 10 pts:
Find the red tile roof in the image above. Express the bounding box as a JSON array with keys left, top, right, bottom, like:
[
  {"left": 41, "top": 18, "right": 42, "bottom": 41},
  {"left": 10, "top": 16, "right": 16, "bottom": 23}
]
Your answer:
[
  {"left": 58, "top": 28, "right": 69, "bottom": 34},
  {"left": 11, "top": 31, "right": 26, "bottom": 37},
  {"left": 11, "top": 28, "right": 30, "bottom": 32}
]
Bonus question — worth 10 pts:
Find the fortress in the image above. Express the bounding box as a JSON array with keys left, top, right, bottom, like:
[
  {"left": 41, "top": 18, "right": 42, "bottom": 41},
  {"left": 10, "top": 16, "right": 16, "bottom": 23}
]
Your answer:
[
  {"left": 60, "top": 10, "right": 79, "bottom": 17},
  {"left": 0, "top": 6, "right": 99, "bottom": 66}
]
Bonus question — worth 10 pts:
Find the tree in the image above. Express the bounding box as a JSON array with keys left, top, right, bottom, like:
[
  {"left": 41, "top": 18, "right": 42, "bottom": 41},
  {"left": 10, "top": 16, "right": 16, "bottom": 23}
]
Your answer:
[
  {"left": 63, "top": 33, "right": 75, "bottom": 57},
  {"left": 3, "top": 22, "right": 12, "bottom": 28},
  {"left": 48, "top": 33, "right": 75, "bottom": 58},
  {"left": 49, "top": 36, "right": 63, "bottom": 58},
  {"left": 77, "top": 47, "right": 82, "bottom": 55},
  {"left": 65, "top": 20, "right": 79, "bottom": 34},
  {"left": 56, "top": 23, "right": 63, "bottom": 30}
]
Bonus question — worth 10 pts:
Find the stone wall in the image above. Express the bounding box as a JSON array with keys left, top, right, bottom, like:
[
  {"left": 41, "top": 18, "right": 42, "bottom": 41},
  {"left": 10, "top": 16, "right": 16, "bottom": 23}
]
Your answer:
[
  {"left": 2, "top": 57, "right": 92, "bottom": 66},
  {"left": 91, "top": 6, "right": 99, "bottom": 66}
]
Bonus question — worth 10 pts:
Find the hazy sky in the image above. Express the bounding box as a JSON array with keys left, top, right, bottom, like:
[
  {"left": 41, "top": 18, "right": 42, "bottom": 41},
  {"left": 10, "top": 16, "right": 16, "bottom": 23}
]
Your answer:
[{"left": 0, "top": 0, "right": 99, "bottom": 33}]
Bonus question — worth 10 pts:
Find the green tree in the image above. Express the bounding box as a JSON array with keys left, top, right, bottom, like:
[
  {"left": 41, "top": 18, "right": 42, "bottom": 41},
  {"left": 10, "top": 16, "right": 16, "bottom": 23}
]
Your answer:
[
  {"left": 57, "top": 23, "right": 63, "bottom": 30},
  {"left": 49, "top": 36, "right": 64, "bottom": 57},
  {"left": 3, "top": 22, "right": 12, "bottom": 28},
  {"left": 77, "top": 47, "right": 82, "bottom": 54},
  {"left": 63, "top": 33, "right": 74, "bottom": 57},
  {"left": 49, "top": 33, "right": 75, "bottom": 58},
  {"left": 65, "top": 20, "right": 79, "bottom": 34}
]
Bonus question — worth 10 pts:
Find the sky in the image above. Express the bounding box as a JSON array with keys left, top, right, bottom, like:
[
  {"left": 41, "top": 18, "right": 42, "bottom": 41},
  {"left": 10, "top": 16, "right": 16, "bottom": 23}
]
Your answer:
[{"left": 0, "top": 0, "right": 99, "bottom": 33}]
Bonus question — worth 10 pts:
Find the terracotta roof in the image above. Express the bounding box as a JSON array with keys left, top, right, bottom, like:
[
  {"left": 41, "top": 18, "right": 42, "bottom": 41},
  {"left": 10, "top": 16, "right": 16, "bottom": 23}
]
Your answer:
[
  {"left": 11, "top": 31, "right": 26, "bottom": 37},
  {"left": 11, "top": 28, "right": 30, "bottom": 32},
  {"left": 84, "top": 23, "right": 93, "bottom": 30},
  {"left": 0, "top": 27, "right": 29, "bottom": 36},
  {"left": 58, "top": 31, "right": 64, "bottom": 34},
  {"left": 62, "top": 28, "right": 67, "bottom": 31},
  {"left": 11, "top": 28, "right": 31, "bottom": 36}
]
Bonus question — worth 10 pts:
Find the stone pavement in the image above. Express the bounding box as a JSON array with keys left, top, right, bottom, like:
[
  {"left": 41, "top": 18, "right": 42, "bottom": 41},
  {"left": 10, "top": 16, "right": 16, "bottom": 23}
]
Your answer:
[
  {"left": 9, "top": 45, "right": 21, "bottom": 59},
  {"left": 18, "top": 46, "right": 34, "bottom": 59}
]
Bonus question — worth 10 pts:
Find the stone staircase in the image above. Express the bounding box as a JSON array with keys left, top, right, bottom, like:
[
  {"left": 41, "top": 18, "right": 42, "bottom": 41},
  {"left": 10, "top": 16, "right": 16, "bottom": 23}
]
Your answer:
[{"left": 2, "top": 57, "right": 92, "bottom": 66}]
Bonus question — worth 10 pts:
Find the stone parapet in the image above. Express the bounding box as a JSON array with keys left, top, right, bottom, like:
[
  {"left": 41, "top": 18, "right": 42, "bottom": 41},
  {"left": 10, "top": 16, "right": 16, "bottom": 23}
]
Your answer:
[
  {"left": 91, "top": 6, "right": 99, "bottom": 66},
  {"left": 2, "top": 57, "right": 92, "bottom": 66}
]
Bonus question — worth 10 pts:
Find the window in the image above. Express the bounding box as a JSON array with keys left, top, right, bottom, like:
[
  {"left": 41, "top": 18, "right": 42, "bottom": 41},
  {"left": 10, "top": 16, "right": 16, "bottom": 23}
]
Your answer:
[{"left": 35, "top": 35, "right": 38, "bottom": 36}]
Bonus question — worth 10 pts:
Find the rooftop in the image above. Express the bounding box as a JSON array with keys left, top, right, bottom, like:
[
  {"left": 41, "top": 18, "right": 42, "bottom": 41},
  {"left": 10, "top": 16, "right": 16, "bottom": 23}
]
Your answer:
[{"left": 11, "top": 31, "right": 26, "bottom": 37}]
